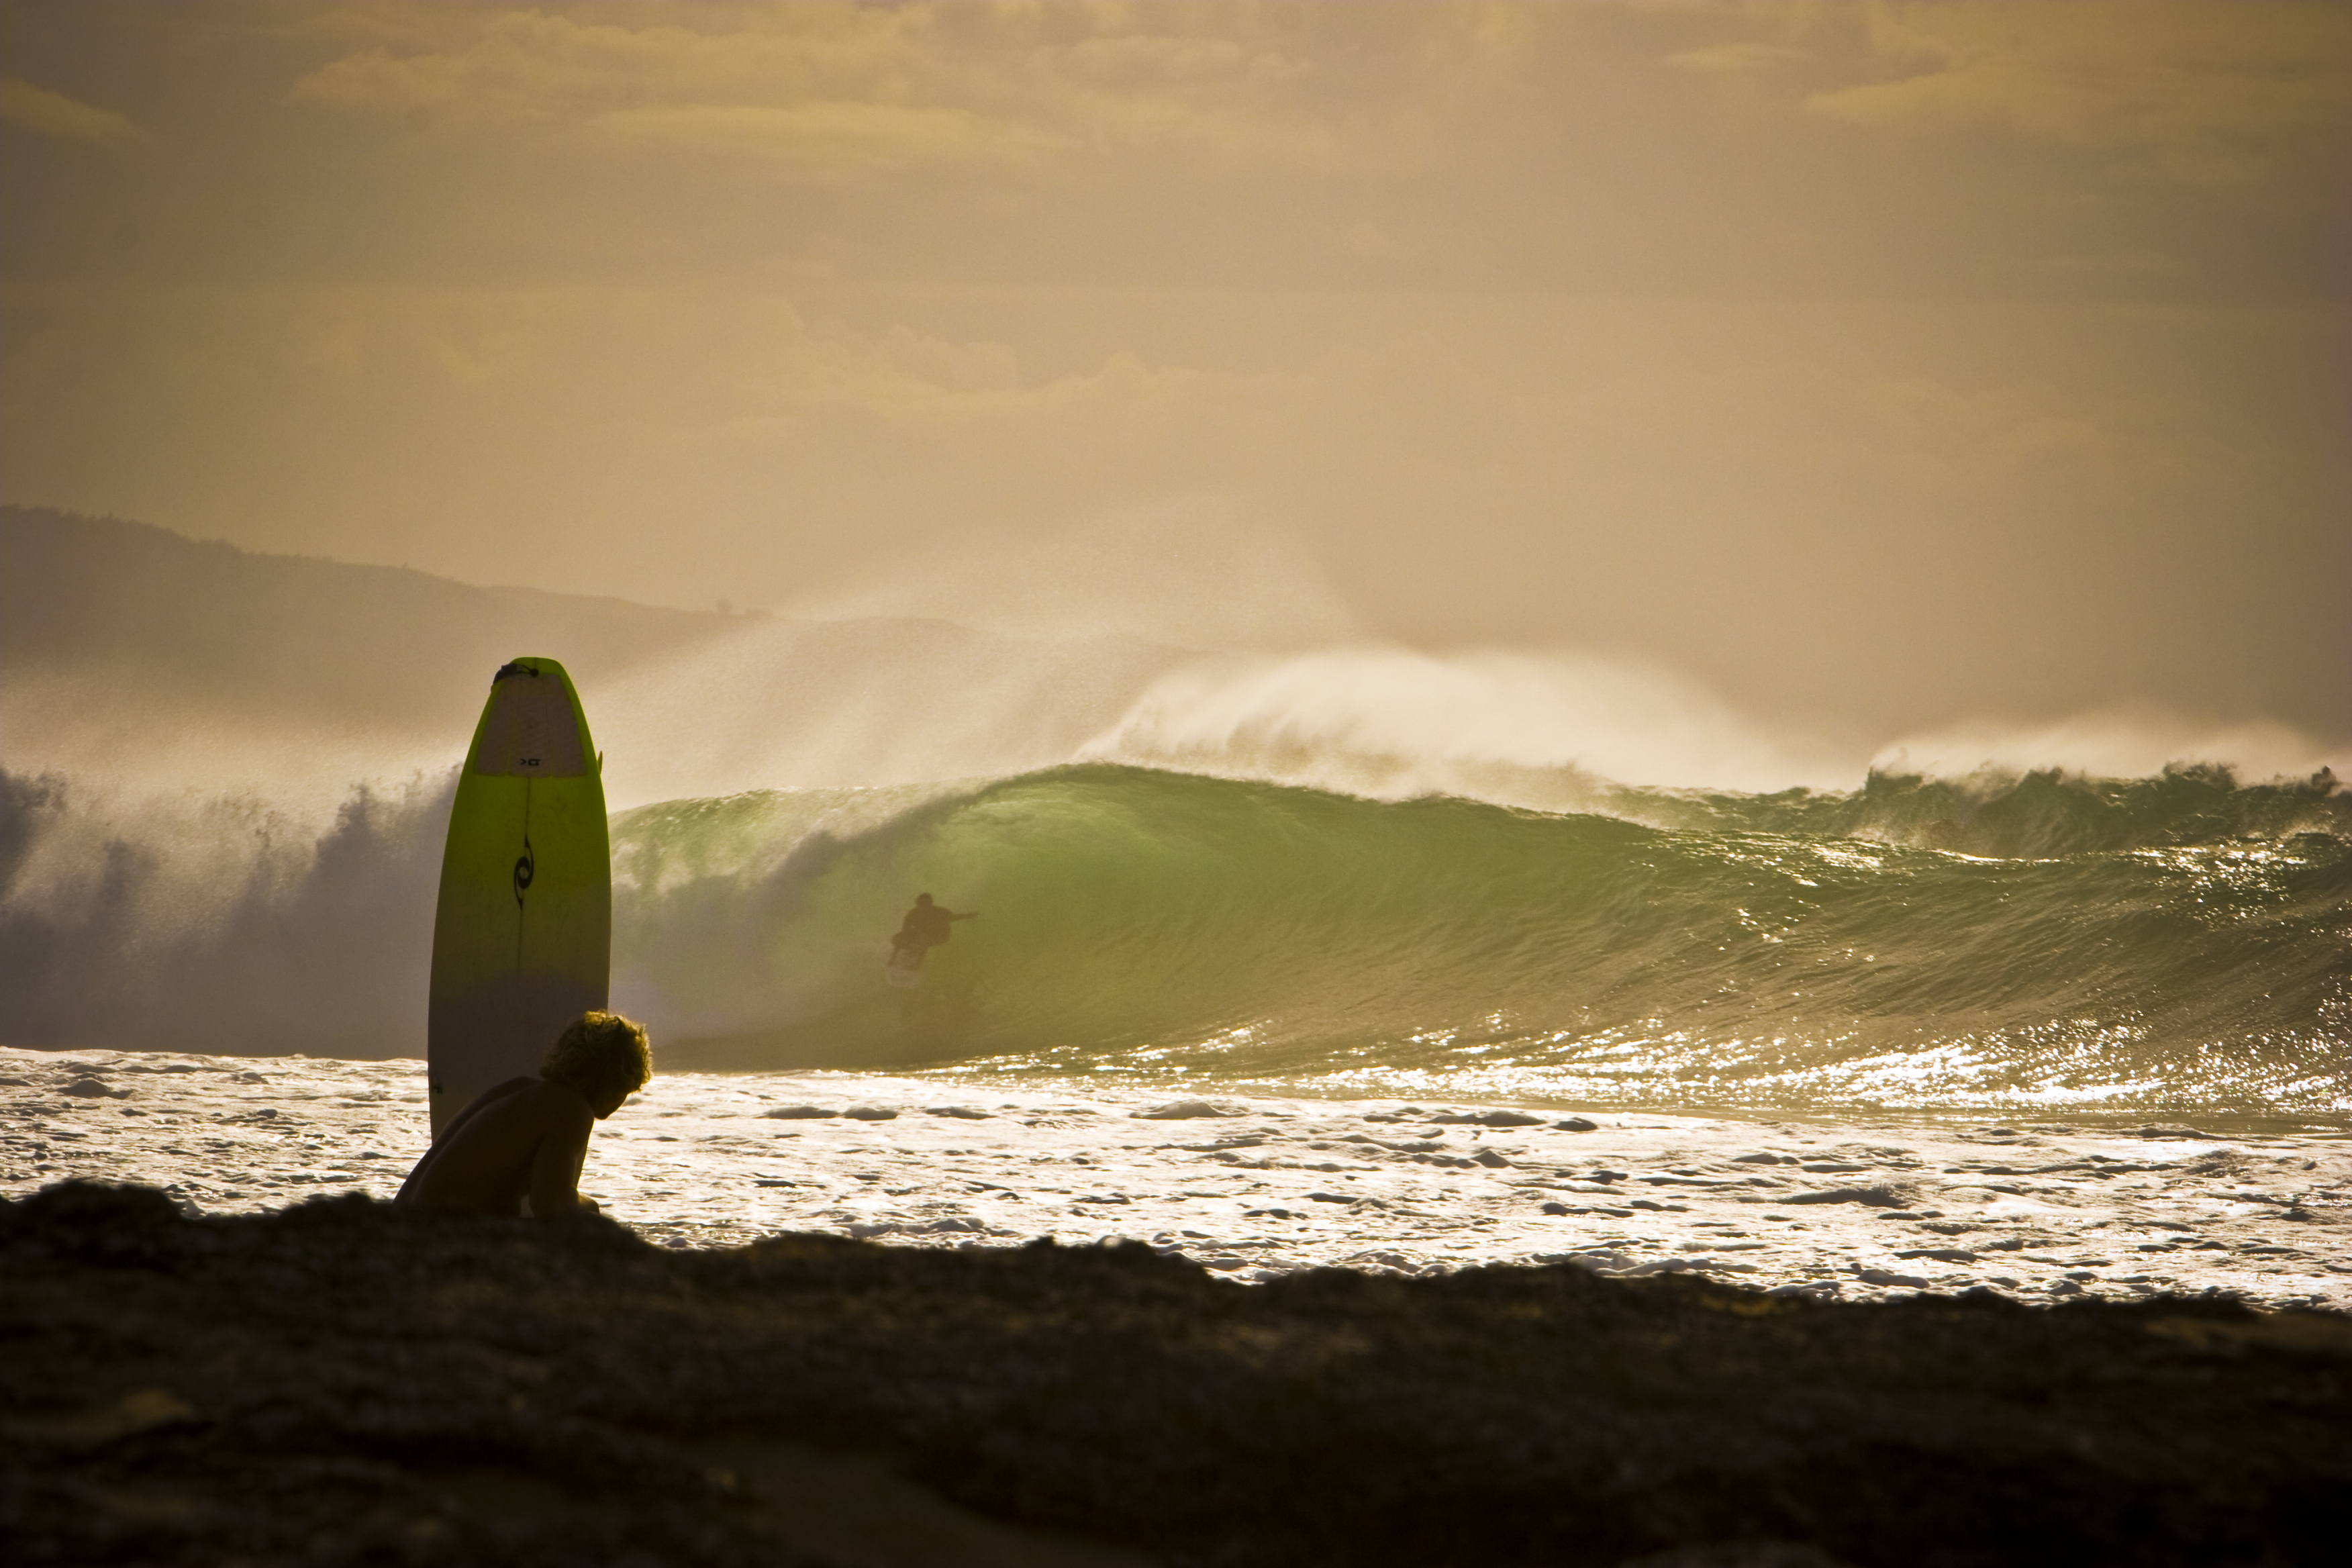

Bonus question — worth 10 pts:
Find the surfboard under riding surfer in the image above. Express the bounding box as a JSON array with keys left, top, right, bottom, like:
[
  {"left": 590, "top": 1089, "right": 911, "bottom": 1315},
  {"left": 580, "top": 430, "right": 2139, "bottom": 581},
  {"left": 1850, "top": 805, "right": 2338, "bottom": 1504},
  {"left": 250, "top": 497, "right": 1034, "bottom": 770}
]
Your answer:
[{"left": 889, "top": 893, "right": 977, "bottom": 971}]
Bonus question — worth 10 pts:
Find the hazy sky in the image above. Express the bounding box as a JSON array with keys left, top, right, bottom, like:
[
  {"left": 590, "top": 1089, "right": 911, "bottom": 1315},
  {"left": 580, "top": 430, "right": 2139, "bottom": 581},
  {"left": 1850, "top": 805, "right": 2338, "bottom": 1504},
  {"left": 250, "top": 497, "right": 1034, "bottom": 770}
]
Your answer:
[{"left": 3, "top": 1, "right": 2345, "bottom": 743}]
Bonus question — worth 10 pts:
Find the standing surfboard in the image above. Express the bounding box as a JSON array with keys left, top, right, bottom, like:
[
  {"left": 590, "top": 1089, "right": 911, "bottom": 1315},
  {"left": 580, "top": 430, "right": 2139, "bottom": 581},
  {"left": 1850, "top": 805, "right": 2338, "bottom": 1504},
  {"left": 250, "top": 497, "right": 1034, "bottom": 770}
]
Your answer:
[{"left": 426, "top": 658, "right": 609, "bottom": 1137}]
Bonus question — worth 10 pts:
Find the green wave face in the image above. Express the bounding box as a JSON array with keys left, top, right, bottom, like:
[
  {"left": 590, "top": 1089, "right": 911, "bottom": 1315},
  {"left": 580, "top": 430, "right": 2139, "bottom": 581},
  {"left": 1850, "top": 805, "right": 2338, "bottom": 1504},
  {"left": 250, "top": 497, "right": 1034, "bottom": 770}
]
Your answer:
[{"left": 609, "top": 764, "right": 2352, "bottom": 1117}]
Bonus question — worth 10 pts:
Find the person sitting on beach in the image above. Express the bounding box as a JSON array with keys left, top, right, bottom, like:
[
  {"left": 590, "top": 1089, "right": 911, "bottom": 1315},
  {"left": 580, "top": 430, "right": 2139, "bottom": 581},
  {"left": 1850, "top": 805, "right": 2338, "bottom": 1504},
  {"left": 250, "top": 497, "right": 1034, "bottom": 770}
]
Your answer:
[
  {"left": 891, "top": 893, "right": 977, "bottom": 962},
  {"left": 396, "top": 1011, "right": 651, "bottom": 1219}
]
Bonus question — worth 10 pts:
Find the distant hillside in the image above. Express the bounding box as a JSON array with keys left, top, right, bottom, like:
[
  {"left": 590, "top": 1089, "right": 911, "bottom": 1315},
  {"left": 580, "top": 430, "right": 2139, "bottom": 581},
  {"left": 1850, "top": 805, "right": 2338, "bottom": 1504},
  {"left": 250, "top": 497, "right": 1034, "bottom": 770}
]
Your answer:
[
  {"left": 0, "top": 508, "right": 1189, "bottom": 800},
  {"left": 1, "top": 507, "right": 738, "bottom": 732}
]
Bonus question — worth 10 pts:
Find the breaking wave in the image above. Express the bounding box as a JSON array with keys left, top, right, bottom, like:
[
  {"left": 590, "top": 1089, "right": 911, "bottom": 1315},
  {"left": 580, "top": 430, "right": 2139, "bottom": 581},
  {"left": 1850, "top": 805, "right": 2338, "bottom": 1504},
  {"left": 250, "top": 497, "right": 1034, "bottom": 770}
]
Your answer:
[
  {"left": 604, "top": 763, "right": 2351, "bottom": 1114},
  {"left": 5, "top": 759, "right": 2345, "bottom": 1116}
]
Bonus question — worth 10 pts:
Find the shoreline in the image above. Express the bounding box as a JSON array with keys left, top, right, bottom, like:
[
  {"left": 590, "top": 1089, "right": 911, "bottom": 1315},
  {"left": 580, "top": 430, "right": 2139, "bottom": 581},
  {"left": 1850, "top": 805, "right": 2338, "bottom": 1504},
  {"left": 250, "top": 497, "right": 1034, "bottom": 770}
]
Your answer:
[{"left": 5, "top": 1179, "right": 2347, "bottom": 1567}]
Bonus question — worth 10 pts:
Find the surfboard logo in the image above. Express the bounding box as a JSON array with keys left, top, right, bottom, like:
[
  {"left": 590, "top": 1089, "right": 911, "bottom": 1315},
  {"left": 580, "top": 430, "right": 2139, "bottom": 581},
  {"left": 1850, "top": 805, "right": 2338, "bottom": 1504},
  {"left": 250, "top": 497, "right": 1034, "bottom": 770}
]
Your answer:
[{"left": 513, "top": 835, "right": 535, "bottom": 908}]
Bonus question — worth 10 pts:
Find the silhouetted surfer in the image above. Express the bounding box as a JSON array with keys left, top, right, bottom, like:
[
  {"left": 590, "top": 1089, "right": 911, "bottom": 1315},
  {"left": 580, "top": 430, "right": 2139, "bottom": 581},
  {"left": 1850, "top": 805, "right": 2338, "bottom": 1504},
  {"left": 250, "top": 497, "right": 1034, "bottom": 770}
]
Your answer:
[
  {"left": 397, "top": 1012, "right": 650, "bottom": 1219},
  {"left": 891, "top": 893, "right": 977, "bottom": 969}
]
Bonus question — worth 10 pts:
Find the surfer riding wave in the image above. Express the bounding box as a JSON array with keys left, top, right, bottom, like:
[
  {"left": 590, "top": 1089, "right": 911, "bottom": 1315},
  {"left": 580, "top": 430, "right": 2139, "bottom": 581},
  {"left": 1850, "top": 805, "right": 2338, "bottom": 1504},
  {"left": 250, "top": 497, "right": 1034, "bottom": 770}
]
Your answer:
[{"left": 890, "top": 893, "right": 977, "bottom": 971}]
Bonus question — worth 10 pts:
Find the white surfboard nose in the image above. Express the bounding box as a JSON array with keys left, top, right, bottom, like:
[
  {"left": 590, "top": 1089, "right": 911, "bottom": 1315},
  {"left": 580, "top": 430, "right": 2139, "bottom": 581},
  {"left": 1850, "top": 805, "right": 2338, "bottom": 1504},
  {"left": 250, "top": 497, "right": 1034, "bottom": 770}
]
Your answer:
[{"left": 474, "top": 660, "right": 590, "bottom": 778}]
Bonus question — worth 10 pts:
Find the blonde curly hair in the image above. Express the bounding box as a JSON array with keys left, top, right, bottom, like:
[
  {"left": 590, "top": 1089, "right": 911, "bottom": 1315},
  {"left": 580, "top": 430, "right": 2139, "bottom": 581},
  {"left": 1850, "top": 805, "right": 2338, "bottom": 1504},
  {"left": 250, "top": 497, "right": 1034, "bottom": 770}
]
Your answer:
[{"left": 540, "top": 1011, "right": 652, "bottom": 1104}]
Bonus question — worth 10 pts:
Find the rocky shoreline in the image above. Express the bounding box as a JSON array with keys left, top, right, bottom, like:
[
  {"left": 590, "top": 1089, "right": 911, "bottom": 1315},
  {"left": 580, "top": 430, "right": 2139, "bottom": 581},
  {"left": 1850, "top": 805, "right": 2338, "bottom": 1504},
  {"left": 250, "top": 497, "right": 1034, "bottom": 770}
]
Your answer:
[{"left": 4, "top": 1181, "right": 2347, "bottom": 1567}]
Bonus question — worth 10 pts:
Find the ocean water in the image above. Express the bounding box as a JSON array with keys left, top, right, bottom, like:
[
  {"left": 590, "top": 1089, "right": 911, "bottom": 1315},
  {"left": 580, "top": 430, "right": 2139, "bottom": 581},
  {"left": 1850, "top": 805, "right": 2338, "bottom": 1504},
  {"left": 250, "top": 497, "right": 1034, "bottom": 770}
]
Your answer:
[
  {"left": 607, "top": 763, "right": 2351, "bottom": 1118},
  {"left": 9, "top": 1044, "right": 2349, "bottom": 1308},
  {"left": 5, "top": 522, "right": 2344, "bottom": 1302},
  {"left": 5, "top": 746, "right": 2348, "bottom": 1308},
  {"left": 4, "top": 758, "right": 2347, "bottom": 1123}
]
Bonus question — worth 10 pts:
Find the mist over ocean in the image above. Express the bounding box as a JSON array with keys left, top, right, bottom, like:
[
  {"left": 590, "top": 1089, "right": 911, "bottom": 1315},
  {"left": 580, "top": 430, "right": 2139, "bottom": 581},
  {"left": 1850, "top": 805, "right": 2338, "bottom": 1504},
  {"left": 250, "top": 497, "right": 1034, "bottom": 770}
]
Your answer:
[{"left": 5, "top": 509, "right": 2344, "bottom": 1123}]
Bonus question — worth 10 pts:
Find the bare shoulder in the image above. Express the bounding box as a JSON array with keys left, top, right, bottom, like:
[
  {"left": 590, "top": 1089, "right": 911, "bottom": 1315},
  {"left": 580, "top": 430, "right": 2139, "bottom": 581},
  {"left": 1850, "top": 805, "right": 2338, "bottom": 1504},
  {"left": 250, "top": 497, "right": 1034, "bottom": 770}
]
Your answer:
[
  {"left": 516, "top": 1077, "right": 595, "bottom": 1131},
  {"left": 447, "top": 1077, "right": 589, "bottom": 1140},
  {"left": 475, "top": 1076, "right": 538, "bottom": 1109},
  {"left": 432, "top": 1075, "right": 537, "bottom": 1143}
]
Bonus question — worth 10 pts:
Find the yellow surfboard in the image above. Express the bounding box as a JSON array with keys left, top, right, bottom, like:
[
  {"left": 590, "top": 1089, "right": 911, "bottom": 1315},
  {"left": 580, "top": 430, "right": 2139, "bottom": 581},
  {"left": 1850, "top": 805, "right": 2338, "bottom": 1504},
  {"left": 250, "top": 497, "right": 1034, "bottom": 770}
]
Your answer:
[{"left": 426, "top": 658, "right": 609, "bottom": 1136}]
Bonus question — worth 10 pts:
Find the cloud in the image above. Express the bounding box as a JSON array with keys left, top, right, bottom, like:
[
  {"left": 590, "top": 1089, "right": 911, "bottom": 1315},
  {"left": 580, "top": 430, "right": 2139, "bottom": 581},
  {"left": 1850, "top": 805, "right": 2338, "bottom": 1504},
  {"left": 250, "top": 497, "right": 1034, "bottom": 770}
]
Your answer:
[
  {"left": 588, "top": 101, "right": 1069, "bottom": 180},
  {"left": 1665, "top": 42, "right": 1808, "bottom": 75},
  {"left": 536, "top": 303, "right": 1304, "bottom": 440},
  {"left": 1320, "top": 336, "right": 2133, "bottom": 495},
  {"left": 2024, "top": 248, "right": 2189, "bottom": 281},
  {"left": 291, "top": 3, "right": 1349, "bottom": 181},
  {"left": 1798, "top": 2, "right": 2351, "bottom": 184},
  {"left": 0, "top": 77, "right": 149, "bottom": 147}
]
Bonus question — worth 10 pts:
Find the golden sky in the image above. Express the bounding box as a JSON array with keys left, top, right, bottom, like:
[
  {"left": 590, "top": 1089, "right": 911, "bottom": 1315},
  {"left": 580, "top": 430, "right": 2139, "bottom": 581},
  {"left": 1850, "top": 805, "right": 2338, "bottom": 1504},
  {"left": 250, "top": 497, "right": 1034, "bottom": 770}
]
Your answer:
[{"left": 3, "top": 1, "right": 2345, "bottom": 741}]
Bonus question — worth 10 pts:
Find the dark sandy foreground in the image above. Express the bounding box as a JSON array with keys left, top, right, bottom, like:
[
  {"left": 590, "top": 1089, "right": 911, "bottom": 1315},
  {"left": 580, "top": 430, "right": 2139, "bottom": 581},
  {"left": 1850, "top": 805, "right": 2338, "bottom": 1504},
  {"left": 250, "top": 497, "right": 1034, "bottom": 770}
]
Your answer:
[{"left": 3, "top": 1183, "right": 2347, "bottom": 1568}]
